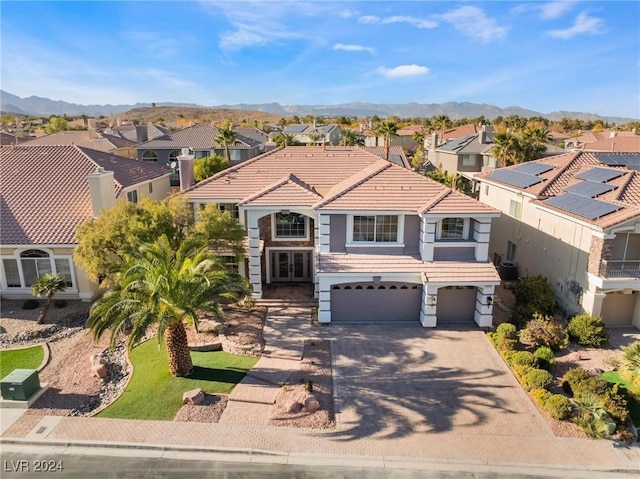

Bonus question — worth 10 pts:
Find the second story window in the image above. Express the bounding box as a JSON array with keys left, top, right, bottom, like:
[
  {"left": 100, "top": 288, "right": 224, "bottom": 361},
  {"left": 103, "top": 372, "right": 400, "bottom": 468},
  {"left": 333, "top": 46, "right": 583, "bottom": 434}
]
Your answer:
[
  {"left": 273, "top": 213, "right": 307, "bottom": 239},
  {"left": 353, "top": 215, "right": 398, "bottom": 243},
  {"left": 142, "top": 150, "right": 158, "bottom": 162},
  {"left": 127, "top": 190, "right": 138, "bottom": 203},
  {"left": 218, "top": 203, "right": 239, "bottom": 219},
  {"left": 509, "top": 200, "right": 522, "bottom": 219},
  {"left": 437, "top": 218, "right": 473, "bottom": 241}
]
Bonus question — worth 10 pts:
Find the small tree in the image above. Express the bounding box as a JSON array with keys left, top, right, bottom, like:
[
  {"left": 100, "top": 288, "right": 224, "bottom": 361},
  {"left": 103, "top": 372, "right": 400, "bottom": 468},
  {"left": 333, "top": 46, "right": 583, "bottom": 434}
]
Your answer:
[
  {"left": 194, "top": 155, "right": 229, "bottom": 182},
  {"left": 31, "top": 273, "right": 67, "bottom": 324}
]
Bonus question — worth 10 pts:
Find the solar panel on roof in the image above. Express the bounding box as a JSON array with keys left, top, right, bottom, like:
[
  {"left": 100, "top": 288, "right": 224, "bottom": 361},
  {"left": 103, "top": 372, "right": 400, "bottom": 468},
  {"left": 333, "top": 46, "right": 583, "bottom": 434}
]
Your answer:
[
  {"left": 512, "top": 163, "right": 554, "bottom": 176},
  {"left": 595, "top": 153, "right": 640, "bottom": 172},
  {"left": 574, "top": 168, "right": 625, "bottom": 183},
  {"left": 486, "top": 169, "right": 545, "bottom": 188},
  {"left": 438, "top": 135, "right": 475, "bottom": 152},
  {"left": 284, "top": 125, "right": 308, "bottom": 133},
  {"left": 544, "top": 193, "right": 622, "bottom": 220},
  {"left": 564, "top": 181, "right": 615, "bottom": 198}
]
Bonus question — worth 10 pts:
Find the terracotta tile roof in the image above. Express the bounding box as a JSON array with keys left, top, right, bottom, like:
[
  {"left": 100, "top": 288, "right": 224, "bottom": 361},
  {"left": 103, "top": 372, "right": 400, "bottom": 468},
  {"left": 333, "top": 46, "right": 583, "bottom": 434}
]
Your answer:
[
  {"left": 477, "top": 151, "right": 640, "bottom": 229},
  {"left": 184, "top": 146, "right": 494, "bottom": 215},
  {"left": 396, "top": 125, "right": 425, "bottom": 136},
  {"left": 318, "top": 253, "right": 500, "bottom": 282},
  {"left": 549, "top": 131, "right": 571, "bottom": 140},
  {"left": 422, "top": 261, "right": 500, "bottom": 283},
  {"left": 23, "top": 131, "right": 136, "bottom": 151},
  {"left": 238, "top": 173, "right": 322, "bottom": 206},
  {"left": 1, "top": 145, "right": 170, "bottom": 245},
  {"left": 422, "top": 191, "right": 499, "bottom": 216},
  {"left": 361, "top": 146, "right": 409, "bottom": 168},
  {"left": 582, "top": 136, "right": 640, "bottom": 153},
  {"left": 441, "top": 124, "right": 480, "bottom": 140}
]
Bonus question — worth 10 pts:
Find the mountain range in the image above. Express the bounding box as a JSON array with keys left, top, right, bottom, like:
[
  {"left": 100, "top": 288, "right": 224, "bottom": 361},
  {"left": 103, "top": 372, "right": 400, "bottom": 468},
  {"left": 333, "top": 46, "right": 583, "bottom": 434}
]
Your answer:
[{"left": 1, "top": 90, "right": 635, "bottom": 124}]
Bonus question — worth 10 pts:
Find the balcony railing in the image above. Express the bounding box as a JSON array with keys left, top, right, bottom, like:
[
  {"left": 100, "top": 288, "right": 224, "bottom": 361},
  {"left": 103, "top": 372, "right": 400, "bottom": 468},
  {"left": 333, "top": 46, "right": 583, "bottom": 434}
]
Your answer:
[{"left": 599, "top": 260, "right": 640, "bottom": 279}]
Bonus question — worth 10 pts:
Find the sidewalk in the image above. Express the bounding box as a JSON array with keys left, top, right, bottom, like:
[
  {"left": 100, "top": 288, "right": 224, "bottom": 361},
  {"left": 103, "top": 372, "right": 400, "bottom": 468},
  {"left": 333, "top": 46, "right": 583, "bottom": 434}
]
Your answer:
[{"left": 2, "top": 306, "right": 639, "bottom": 475}]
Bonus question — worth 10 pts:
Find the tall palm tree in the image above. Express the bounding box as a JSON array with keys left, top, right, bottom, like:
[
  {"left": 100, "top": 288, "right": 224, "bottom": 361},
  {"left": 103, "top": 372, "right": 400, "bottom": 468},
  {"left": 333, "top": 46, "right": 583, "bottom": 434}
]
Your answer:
[
  {"left": 491, "top": 131, "right": 522, "bottom": 166},
  {"left": 31, "top": 273, "right": 67, "bottom": 324},
  {"left": 411, "top": 128, "right": 426, "bottom": 150},
  {"left": 339, "top": 128, "right": 364, "bottom": 146},
  {"left": 433, "top": 115, "right": 451, "bottom": 139},
  {"left": 375, "top": 120, "right": 398, "bottom": 161},
  {"left": 520, "top": 126, "right": 552, "bottom": 162},
  {"left": 214, "top": 124, "right": 237, "bottom": 163},
  {"left": 87, "top": 235, "right": 247, "bottom": 377}
]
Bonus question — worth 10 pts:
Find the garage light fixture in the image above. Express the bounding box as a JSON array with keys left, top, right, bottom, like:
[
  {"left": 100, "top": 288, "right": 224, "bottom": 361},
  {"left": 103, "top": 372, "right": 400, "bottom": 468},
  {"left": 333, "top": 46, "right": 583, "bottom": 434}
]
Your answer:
[
  {"left": 427, "top": 295, "right": 437, "bottom": 306},
  {"left": 486, "top": 296, "right": 493, "bottom": 306}
]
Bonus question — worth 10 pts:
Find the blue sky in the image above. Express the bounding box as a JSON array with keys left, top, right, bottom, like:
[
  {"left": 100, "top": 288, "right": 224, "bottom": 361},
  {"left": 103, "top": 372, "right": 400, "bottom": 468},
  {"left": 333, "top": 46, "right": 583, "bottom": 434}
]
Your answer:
[{"left": 2, "top": 1, "right": 639, "bottom": 118}]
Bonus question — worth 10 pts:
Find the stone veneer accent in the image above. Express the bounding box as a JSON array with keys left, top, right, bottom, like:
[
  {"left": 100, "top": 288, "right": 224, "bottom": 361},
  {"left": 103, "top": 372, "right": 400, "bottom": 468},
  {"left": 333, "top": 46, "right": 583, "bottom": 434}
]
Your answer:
[{"left": 587, "top": 236, "right": 614, "bottom": 276}]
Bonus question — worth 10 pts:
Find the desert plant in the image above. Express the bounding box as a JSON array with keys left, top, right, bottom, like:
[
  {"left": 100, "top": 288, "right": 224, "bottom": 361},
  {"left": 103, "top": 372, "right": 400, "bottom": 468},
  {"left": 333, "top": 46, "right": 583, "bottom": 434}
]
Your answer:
[
  {"left": 531, "top": 388, "right": 552, "bottom": 407},
  {"left": 513, "top": 364, "right": 533, "bottom": 382},
  {"left": 519, "top": 313, "right": 568, "bottom": 351},
  {"left": 563, "top": 368, "right": 629, "bottom": 424},
  {"left": 31, "top": 273, "right": 68, "bottom": 323},
  {"left": 567, "top": 314, "right": 609, "bottom": 347},
  {"left": 522, "top": 368, "right": 553, "bottom": 391},
  {"left": 497, "top": 322, "right": 518, "bottom": 339},
  {"left": 511, "top": 275, "right": 555, "bottom": 328},
  {"left": 619, "top": 341, "right": 640, "bottom": 390},
  {"left": 22, "top": 299, "right": 40, "bottom": 310},
  {"left": 533, "top": 346, "right": 556, "bottom": 371},
  {"left": 545, "top": 394, "right": 572, "bottom": 420},
  {"left": 509, "top": 351, "right": 538, "bottom": 368},
  {"left": 573, "top": 393, "right": 616, "bottom": 438}
]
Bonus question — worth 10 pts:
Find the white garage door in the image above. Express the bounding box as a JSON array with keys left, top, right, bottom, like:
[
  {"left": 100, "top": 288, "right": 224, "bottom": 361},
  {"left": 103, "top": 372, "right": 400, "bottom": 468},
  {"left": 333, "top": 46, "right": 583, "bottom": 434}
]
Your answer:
[{"left": 331, "top": 282, "right": 422, "bottom": 323}]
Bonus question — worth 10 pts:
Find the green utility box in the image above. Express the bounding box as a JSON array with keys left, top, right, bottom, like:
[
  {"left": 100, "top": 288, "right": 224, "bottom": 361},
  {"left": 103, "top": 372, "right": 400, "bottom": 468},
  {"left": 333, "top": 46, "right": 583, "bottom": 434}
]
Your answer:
[{"left": 0, "top": 369, "right": 40, "bottom": 401}]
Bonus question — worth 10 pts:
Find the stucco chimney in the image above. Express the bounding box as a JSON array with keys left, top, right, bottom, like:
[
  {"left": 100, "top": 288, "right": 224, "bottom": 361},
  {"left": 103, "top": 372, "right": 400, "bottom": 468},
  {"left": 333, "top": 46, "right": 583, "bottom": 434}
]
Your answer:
[
  {"left": 87, "top": 167, "right": 116, "bottom": 217},
  {"left": 178, "top": 148, "right": 196, "bottom": 191},
  {"left": 609, "top": 130, "right": 617, "bottom": 139},
  {"left": 430, "top": 131, "right": 438, "bottom": 151}
]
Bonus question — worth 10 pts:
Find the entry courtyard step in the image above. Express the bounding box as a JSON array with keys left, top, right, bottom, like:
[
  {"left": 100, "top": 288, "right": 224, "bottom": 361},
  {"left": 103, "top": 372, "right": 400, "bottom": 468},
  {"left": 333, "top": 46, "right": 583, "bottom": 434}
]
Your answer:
[{"left": 254, "top": 299, "right": 318, "bottom": 307}]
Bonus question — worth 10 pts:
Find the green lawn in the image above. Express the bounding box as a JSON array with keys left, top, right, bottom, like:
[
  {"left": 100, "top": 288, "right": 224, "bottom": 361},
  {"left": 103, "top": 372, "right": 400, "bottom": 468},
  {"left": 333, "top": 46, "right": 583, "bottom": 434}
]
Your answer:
[
  {"left": 97, "top": 339, "right": 257, "bottom": 420},
  {"left": 0, "top": 345, "right": 45, "bottom": 379},
  {"left": 602, "top": 371, "right": 640, "bottom": 428}
]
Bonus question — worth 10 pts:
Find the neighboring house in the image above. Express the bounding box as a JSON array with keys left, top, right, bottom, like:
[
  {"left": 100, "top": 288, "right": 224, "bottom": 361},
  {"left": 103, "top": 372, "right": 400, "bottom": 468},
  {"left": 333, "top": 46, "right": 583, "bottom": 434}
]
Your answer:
[
  {"left": 136, "top": 124, "right": 265, "bottom": 164},
  {"left": 180, "top": 146, "right": 500, "bottom": 327},
  {"left": 234, "top": 127, "right": 270, "bottom": 144},
  {"left": 105, "top": 122, "right": 169, "bottom": 143},
  {"left": 564, "top": 130, "right": 638, "bottom": 150},
  {"left": 281, "top": 123, "right": 341, "bottom": 145},
  {"left": 425, "top": 124, "right": 483, "bottom": 149},
  {"left": 579, "top": 136, "right": 640, "bottom": 153},
  {"left": 476, "top": 151, "right": 640, "bottom": 327},
  {"left": 0, "top": 145, "right": 172, "bottom": 301},
  {"left": 429, "top": 125, "right": 495, "bottom": 176},
  {"left": 23, "top": 130, "right": 137, "bottom": 158},
  {"left": 361, "top": 146, "right": 410, "bottom": 168}
]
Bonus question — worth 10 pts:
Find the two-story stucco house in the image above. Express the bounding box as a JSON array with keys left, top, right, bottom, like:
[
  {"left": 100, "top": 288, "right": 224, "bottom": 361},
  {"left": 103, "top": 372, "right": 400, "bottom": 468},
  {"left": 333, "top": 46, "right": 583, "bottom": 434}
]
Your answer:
[
  {"left": 477, "top": 151, "right": 640, "bottom": 327},
  {"left": 281, "top": 124, "right": 341, "bottom": 146},
  {"left": 180, "top": 146, "right": 501, "bottom": 327},
  {"left": 0, "top": 145, "right": 172, "bottom": 301}
]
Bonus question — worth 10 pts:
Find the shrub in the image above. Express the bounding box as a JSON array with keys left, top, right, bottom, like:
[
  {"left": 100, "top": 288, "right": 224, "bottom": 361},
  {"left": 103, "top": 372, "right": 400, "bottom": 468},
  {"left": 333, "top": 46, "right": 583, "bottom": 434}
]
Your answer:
[
  {"left": 54, "top": 299, "right": 68, "bottom": 309},
  {"left": 519, "top": 313, "right": 568, "bottom": 351},
  {"left": 501, "top": 349, "right": 518, "bottom": 365},
  {"left": 573, "top": 393, "right": 616, "bottom": 438},
  {"left": 567, "top": 314, "right": 609, "bottom": 347},
  {"left": 545, "top": 394, "right": 572, "bottom": 420},
  {"left": 496, "top": 323, "right": 518, "bottom": 340},
  {"left": 531, "top": 388, "right": 552, "bottom": 407},
  {"left": 511, "top": 275, "right": 556, "bottom": 328},
  {"left": 487, "top": 332, "right": 499, "bottom": 349},
  {"left": 510, "top": 351, "right": 537, "bottom": 368},
  {"left": 619, "top": 341, "right": 640, "bottom": 390},
  {"left": 563, "top": 368, "right": 629, "bottom": 424},
  {"left": 513, "top": 364, "right": 533, "bottom": 381},
  {"left": 22, "top": 299, "right": 40, "bottom": 310},
  {"left": 533, "top": 346, "right": 556, "bottom": 371},
  {"left": 497, "top": 336, "right": 517, "bottom": 352},
  {"left": 522, "top": 368, "right": 553, "bottom": 391}
]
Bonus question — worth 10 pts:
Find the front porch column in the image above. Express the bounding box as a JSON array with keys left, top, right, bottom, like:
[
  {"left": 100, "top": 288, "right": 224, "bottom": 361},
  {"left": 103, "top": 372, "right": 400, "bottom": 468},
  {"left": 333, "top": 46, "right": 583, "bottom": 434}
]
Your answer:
[
  {"left": 246, "top": 211, "right": 263, "bottom": 299},
  {"left": 420, "top": 284, "right": 438, "bottom": 327},
  {"left": 420, "top": 219, "right": 436, "bottom": 262},
  {"left": 474, "top": 285, "right": 495, "bottom": 327},
  {"left": 318, "top": 276, "right": 331, "bottom": 323},
  {"left": 473, "top": 220, "right": 492, "bottom": 262}
]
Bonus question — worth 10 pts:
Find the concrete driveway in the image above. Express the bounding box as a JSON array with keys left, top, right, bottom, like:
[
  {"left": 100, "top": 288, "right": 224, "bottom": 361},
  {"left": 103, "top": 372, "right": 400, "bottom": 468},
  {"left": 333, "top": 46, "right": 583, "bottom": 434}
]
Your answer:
[{"left": 328, "top": 324, "right": 552, "bottom": 443}]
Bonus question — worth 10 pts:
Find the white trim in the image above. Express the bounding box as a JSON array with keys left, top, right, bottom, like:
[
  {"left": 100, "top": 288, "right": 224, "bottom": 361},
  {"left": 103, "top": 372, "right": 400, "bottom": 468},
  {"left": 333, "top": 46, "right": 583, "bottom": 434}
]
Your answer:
[
  {"left": 346, "top": 214, "right": 405, "bottom": 245},
  {"left": 421, "top": 213, "right": 500, "bottom": 220},
  {"left": 435, "top": 217, "right": 470, "bottom": 241},
  {"left": 587, "top": 271, "right": 640, "bottom": 291},
  {"left": 433, "top": 242, "right": 477, "bottom": 248},
  {"left": 271, "top": 213, "right": 310, "bottom": 242},
  {"left": 0, "top": 249, "right": 76, "bottom": 291}
]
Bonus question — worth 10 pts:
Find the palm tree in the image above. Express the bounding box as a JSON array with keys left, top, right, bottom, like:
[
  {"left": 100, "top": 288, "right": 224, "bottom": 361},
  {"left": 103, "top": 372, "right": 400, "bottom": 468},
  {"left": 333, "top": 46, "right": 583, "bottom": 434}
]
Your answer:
[
  {"left": 87, "top": 235, "right": 247, "bottom": 377},
  {"left": 375, "top": 120, "right": 399, "bottom": 161},
  {"left": 491, "top": 131, "right": 522, "bottom": 166},
  {"left": 31, "top": 273, "right": 67, "bottom": 324},
  {"left": 273, "top": 132, "right": 297, "bottom": 147},
  {"left": 339, "top": 128, "right": 364, "bottom": 146},
  {"left": 520, "top": 126, "right": 552, "bottom": 162},
  {"left": 307, "top": 132, "right": 324, "bottom": 146},
  {"left": 214, "top": 124, "right": 237, "bottom": 163},
  {"left": 433, "top": 115, "right": 452, "bottom": 139},
  {"left": 411, "top": 128, "right": 426, "bottom": 150}
]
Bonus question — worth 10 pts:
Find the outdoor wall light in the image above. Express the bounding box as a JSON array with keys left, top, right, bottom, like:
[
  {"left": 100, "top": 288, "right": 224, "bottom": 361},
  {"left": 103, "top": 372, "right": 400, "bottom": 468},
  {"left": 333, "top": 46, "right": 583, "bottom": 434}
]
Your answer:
[
  {"left": 486, "top": 296, "right": 493, "bottom": 306},
  {"left": 428, "top": 295, "right": 437, "bottom": 306}
]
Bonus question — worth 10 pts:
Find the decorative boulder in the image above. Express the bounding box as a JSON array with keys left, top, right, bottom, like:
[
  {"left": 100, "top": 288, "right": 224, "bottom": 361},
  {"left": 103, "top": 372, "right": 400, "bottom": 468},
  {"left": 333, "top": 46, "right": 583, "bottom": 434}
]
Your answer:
[
  {"left": 90, "top": 354, "right": 108, "bottom": 378},
  {"left": 182, "top": 388, "right": 205, "bottom": 405},
  {"left": 286, "top": 400, "right": 302, "bottom": 413},
  {"left": 302, "top": 395, "right": 320, "bottom": 413}
]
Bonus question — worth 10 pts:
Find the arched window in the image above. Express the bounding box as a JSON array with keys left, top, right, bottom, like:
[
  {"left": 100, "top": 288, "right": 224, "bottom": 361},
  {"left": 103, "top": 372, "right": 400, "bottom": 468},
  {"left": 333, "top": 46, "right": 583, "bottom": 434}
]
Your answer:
[
  {"left": 169, "top": 150, "right": 181, "bottom": 163},
  {"left": 20, "top": 249, "right": 52, "bottom": 287},
  {"left": 142, "top": 150, "right": 158, "bottom": 162}
]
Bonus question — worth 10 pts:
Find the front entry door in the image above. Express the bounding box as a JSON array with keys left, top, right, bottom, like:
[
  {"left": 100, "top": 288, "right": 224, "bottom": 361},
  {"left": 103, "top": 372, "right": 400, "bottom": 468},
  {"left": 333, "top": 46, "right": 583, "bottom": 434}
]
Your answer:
[{"left": 271, "top": 250, "right": 312, "bottom": 282}]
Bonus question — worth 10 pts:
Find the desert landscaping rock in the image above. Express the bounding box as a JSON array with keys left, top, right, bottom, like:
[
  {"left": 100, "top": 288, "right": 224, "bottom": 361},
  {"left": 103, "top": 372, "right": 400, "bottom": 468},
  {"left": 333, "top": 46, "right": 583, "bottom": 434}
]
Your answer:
[
  {"left": 286, "top": 400, "right": 302, "bottom": 413},
  {"left": 182, "top": 388, "right": 205, "bottom": 405},
  {"left": 174, "top": 394, "right": 228, "bottom": 423}
]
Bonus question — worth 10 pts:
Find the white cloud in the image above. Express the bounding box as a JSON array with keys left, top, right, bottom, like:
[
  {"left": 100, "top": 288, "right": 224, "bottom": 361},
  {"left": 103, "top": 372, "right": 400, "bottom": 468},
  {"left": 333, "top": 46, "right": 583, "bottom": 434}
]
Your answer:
[
  {"left": 539, "top": 1, "right": 577, "bottom": 19},
  {"left": 377, "top": 64, "right": 429, "bottom": 79},
  {"left": 333, "top": 43, "right": 375, "bottom": 54},
  {"left": 358, "top": 14, "right": 437, "bottom": 29},
  {"left": 438, "top": 6, "right": 508, "bottom": 43},
  {"left": 546, "top": 12, "right": 605, "bottom": 39},
  {"left": 339, "top": 9, "right": 359, "bottom": 19}
]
